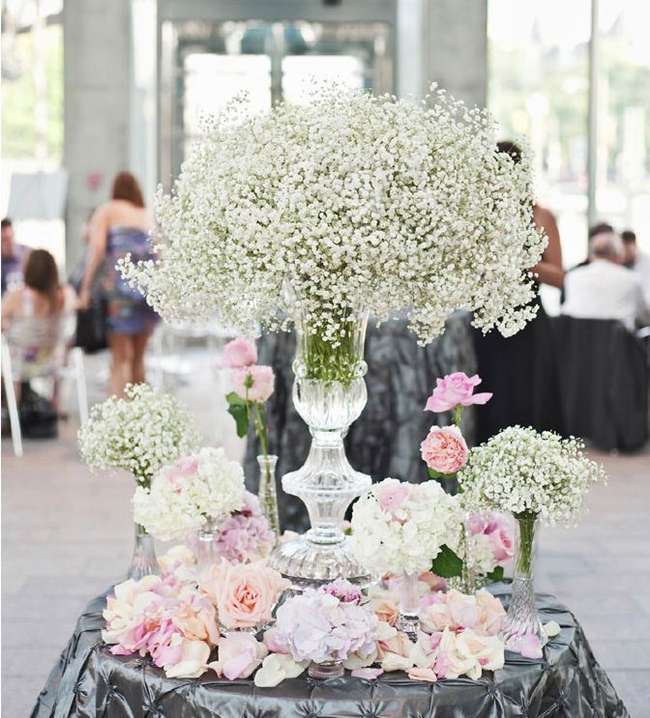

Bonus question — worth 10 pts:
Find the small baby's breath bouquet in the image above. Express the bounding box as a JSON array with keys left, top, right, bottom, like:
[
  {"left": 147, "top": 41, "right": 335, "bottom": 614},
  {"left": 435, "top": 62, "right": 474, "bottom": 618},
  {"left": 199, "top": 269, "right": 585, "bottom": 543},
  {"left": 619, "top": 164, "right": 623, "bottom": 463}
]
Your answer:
[
  {"left": 458, "top": 426, "right": 605, "bottom": 656},
  {"left": 79, "top": 383, "right": 199, "bottom": 488}
]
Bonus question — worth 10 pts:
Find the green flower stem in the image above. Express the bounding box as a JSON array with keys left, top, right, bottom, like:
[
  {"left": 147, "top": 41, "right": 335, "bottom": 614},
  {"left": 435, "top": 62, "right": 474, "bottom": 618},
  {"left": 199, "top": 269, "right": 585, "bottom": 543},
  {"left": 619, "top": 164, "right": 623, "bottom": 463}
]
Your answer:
[
  {"left": 299, "top": 312, "right": 365, "bottom": 383},
  {"left": 453, "top": 405, "right": 463, "bottom": 428},
  {"left": 514, "top": 511, "right": 537, "bottom": 577}
]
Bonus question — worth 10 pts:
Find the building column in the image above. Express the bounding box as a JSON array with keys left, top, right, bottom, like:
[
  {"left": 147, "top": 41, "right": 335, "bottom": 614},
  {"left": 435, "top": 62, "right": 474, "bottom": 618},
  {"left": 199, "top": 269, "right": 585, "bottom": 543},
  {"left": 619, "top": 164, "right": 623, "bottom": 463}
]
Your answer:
[
  {"left": 421, "top": 0, "right": 487, "bottom": 108},
  {"left": 63, "top": 0, "right": 132, "bottom": 269}
]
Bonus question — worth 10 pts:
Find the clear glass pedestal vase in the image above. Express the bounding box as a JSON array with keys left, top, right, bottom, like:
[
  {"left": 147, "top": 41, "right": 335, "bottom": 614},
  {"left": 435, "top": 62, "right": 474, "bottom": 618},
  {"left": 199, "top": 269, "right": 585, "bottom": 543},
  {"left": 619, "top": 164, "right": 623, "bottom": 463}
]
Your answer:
[
  {"left": 269, "top": 311, "right": 372, "bottom": 587},
  {"left": 127, "top": 522, "right": 159, "bottom": 580},
  {"left": 501, "top": 512, "right": 545, "bottom": 653},
  {"left": 397, "top": 572, "right": 420, "bottom": 641},
  {"left": 257, "top": 454, "right": 281, "bottom": 538}
]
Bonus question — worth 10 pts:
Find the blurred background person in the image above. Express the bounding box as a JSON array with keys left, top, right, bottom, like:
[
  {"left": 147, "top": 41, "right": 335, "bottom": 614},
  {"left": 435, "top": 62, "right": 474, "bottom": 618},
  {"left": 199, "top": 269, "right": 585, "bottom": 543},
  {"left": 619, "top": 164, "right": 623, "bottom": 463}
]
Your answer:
[
  {"left": 562, "top": 230, "right": 649, "bottom": 330},
  {"left": 2, "top": 249, "right": 77, "bottom": 404},
  {"left": 78, "top": 172, "right": 158, "bottom": 397},
  {"left": 473, "top": 141, "right": 565, "bottom": 442},
  {"left": 622, "top": 229, "right": 650, "bottom": 308},
  {"left": 1, "top": 217, "right": 30, "bottom": 295}
]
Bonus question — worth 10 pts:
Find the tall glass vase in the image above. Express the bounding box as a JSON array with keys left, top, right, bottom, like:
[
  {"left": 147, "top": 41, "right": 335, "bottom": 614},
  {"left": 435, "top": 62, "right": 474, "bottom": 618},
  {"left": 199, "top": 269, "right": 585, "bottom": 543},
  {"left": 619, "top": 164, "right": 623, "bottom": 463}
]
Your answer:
[
  {"left": 128, "top": 522, "right": 159, "bottom": 580},
  {"left": 397, "top": 572, "right": 420, "bottom": 641},
  {"left": 269, "top": 310, "right": 372, "bottom": 587},
  {"left": 194, "top": 518, "right": 219, "bottom": 574},
  {"left": 257, "top": 454, "right": 280, "bottom": 537},
  {"left": 501, "top": 512, "right": 545, "bottom": 651}
]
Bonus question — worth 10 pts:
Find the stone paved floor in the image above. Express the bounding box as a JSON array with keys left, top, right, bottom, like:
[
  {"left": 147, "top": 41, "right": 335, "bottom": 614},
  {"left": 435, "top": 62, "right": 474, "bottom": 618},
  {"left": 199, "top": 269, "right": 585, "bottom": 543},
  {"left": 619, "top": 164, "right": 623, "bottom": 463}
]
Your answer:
[{"left": 2, "top": 347, "right": 649, "bottom": 716}]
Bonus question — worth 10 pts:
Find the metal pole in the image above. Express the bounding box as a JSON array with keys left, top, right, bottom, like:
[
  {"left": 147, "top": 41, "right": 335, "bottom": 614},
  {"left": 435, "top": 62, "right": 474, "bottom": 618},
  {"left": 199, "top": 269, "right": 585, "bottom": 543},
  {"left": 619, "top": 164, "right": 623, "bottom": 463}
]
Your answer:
[{"left": 587, "top": 0, "right": 599, "bottom": 228}]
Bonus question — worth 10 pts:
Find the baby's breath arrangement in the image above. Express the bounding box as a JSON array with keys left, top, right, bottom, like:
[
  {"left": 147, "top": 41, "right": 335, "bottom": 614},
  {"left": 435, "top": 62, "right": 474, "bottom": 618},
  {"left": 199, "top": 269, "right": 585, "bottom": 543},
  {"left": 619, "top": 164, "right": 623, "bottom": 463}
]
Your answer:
[
  {"left": 78, "top": 384, "right": 199, "bottom": 487},
  {"left": 457, "top": 427, "right": 605, "bottom": 526},
  {"left": 121, "top": 84, "right": 545, "bottom": 382}
]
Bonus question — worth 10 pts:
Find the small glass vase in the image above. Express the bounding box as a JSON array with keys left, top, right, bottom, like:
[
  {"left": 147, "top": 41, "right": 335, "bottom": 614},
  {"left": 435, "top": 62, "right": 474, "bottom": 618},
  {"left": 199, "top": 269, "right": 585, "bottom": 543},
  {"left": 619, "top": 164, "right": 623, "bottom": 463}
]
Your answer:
[
  {"left": 397, "top": 572, "right": 420, "bottom": 641},
  {"left": 501, "top": 511, "right": 545, "bottom": 652},
  {"left": 308, "top": 659, "right": 344, "bottom": 680},
  {"left": 269, "top": 310, "right": 372, "bottom": 587},
  {"left": 194, "top": 518, "right": 220, "bottom": 574},
  {"left": 127, "top": 522, "right": 159, "bottom": 580},
  {"left": 257, "top": 453, "right": 281, "bottom": 537}
]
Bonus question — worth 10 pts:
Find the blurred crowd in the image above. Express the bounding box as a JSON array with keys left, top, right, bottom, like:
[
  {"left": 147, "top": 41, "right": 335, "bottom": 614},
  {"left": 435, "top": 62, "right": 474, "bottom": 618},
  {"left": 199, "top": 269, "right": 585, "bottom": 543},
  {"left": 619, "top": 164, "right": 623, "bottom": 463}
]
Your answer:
[{"left": 1, "top": 157, "right": 649, "bottom": 456}]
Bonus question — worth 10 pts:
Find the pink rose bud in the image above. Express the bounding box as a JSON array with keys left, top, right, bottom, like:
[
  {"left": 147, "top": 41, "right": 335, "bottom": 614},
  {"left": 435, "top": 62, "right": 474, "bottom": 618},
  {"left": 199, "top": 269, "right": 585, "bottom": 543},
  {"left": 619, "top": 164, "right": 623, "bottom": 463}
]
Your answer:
[
  {"left": 222, "top": 337, "right": 257, "bottom": 368},
  {"left": 232, "top": 365, "right": 275, "bottom": 402},
  {"left": 425, "top": 372, "right": 493, "bottom": 413},
  {"left": 420, "top": 425, "right": 469, "bottom": 474}
]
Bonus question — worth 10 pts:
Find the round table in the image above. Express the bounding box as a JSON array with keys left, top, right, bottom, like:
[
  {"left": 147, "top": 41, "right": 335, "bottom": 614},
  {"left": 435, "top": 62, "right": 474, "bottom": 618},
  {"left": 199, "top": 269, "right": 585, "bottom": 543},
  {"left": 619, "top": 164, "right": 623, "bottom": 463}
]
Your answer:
[{"left": 32, "top": 585, "right": 629, "bottom": 718}]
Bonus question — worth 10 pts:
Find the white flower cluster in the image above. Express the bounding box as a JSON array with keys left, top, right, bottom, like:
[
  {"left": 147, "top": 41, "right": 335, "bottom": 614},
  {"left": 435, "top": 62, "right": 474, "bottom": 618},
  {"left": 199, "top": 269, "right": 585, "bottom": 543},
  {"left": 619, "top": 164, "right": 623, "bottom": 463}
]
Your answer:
[
  {"left": 458, "top": 427, "right": 606, "bottom": 524},
  {"left": 133, "top": 447, "right": 246, "bottom": 541},
  {"left": 121, "top": 84, "right": 545, "bottom": 347},
  {"left": 78, "top": 384, "right": 198, "bottom": 485},
  {"left": 349, "top": 478, "right": 463, "bottom": 576}
]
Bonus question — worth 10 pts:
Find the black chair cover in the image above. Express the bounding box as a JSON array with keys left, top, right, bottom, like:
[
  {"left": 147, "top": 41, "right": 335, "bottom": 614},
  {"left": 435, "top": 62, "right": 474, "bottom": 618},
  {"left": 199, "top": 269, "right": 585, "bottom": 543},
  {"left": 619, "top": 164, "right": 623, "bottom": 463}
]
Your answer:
[{"left": 551, "top": 316, "right": 648, "bottom": 452}]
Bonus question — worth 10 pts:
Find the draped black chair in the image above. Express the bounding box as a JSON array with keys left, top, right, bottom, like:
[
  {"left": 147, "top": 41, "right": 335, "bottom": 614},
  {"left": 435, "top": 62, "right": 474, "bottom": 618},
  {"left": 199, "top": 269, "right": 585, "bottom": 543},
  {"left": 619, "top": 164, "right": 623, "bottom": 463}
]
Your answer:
[
  {"left": 551, "top": 316, "right": 648, "bottom": 452},
  {"left": 244, "top": 314, "right": 477, "bottom": 532}
]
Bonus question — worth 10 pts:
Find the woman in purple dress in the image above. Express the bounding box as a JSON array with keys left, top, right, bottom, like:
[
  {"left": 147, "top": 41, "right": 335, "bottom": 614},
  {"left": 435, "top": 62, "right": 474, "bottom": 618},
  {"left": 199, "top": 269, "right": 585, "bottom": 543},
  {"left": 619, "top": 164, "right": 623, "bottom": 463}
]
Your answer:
[{"left": 79, "top": 172, "right": 158, "bottom": 396}]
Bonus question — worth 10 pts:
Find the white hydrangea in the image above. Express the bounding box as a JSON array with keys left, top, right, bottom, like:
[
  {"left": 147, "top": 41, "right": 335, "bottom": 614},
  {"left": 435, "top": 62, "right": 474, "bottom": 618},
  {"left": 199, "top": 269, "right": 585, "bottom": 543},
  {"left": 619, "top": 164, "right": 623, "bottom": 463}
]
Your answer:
[
  {"left": 458, "top": 427, "right": 606, "bottom": 525},
  {"left": 466, "top": 534, "right": 500, "bottom": 577},
  {"left": 133, "top": 447, "right": 246, "bottom": 542},
  {"left": 78, "top": 383, "right": 199, "bottom": 486},
  {"left": 121, "top": 84, "right": 545, "bottom": 350},
  {"left": 349, "top": 478, "right": 463, "bottom": 577}
]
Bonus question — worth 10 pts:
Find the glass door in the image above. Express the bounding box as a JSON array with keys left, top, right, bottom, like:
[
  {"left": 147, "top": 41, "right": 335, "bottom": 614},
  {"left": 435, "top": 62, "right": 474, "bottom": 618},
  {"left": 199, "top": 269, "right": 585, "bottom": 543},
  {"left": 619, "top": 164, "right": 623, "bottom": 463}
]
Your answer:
[{"left": 159, "top": 19, "right": 393, "bottom": 187}]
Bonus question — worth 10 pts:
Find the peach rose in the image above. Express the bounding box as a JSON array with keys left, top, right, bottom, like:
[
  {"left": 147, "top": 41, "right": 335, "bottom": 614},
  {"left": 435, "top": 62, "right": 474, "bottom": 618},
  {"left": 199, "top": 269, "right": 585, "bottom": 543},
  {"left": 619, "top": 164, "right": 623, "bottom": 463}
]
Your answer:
[
  {"left": 202, "top": 560, "right": 289, "bottom": 630},
  {"left": 420, "top": 425, "right": 469, "bottom": 474}
]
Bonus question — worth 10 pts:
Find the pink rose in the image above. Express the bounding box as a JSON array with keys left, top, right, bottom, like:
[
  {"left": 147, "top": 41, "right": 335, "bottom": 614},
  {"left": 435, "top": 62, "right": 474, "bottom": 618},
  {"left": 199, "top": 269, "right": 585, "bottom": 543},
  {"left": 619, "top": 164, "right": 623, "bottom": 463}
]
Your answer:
[
  {"left": 375, "top": 479, "right": 411, "bottom": 515},
  {"left": 420, "top": 425, "right": 468, "bottom": 474},
  {"left": 425, "top": 372, "right": 492, "bottom": 413},
  {"left": 475, "top": 590, "right": 506, "bottom": 636},
  {"left": 209, "top": 633, "right": 268, "bottom": 680},
  {"left": 222, "top": 337, "right": 257, "bottom": 368},
  {"left": 202, "top": 560, "right": 289, "bottom": 630},
  {"left": 371, "top": 596, "right": 400, "bottom": 627},
  {"left": 232, "top": 365, "right": 275, "bottom": 402}
]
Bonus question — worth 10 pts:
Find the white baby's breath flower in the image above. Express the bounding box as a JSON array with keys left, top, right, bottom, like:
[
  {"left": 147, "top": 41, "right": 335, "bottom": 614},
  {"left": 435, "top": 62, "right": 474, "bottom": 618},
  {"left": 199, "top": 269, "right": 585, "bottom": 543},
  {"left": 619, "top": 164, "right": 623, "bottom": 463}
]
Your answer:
[
  {"left": 78, "top": 384, "right": 199, "bottom": 485},
  {"left": 121, "top": 84, "right": 545, "bottom": 351},
  {"left": 458, "top": 427, "right": 606, "bottom": 524}
]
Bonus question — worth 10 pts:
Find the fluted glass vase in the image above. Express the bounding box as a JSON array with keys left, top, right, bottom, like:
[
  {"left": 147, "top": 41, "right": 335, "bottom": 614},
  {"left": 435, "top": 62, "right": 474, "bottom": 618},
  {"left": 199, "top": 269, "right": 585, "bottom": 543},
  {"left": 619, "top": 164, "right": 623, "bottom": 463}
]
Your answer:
[
  {"left": 397, "top": 572, "right": 420, "bottom": 641},
  {"left": 257, "top": 454, "right": 280, "bottom": 537},
  {"left": 501, "top": 512, "right": 545, "bottom": 651},
  {"left": 269, "top": 311, "right": 372, "bottom": 587},
  {"left": 128, "top": 522, "right": 159, "bottom": 580}
]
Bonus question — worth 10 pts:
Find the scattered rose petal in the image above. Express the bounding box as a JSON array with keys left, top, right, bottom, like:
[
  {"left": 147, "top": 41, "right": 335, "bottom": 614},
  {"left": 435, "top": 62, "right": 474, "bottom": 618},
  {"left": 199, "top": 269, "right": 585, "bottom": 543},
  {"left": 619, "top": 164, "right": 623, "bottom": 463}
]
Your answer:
[
  {"left": 408, "top": 666, "right": 438, "bottom": 682},
  {"left": 543, "top": 621, "right": 561, "bottom": 638},
  {"left": 351, "top": 668, "right": 384, "bottom": 680}
]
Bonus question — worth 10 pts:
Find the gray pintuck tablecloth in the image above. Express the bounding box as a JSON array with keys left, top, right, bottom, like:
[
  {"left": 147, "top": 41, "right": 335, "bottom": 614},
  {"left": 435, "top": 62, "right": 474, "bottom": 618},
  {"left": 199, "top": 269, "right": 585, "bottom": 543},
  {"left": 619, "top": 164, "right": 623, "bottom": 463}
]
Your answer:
[{"left": 32, "top": 585, "right": 629, "bottom": 718}]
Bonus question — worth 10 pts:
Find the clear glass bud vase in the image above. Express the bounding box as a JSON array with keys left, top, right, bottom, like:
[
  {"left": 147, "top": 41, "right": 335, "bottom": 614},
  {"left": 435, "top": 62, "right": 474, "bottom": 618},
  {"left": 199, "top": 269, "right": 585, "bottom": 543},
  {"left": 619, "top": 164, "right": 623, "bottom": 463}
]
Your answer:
[
  {"left": 195, "top": 518, "right": 219, "bottom": 574},
  {"left": 397, "top": 572, "right": 420, "bottom": 641},
  {"left": 257, "top": 454, "right": 281, "bottom": 537},
  {"left": 128, "top": 522, "right": 159, "bottom": 580},
  {"left": 501, "top": 512, "right": 545, "bottom": 652},
  {"left": 269, "top": 310, "right": 372, "bottom": 587}
]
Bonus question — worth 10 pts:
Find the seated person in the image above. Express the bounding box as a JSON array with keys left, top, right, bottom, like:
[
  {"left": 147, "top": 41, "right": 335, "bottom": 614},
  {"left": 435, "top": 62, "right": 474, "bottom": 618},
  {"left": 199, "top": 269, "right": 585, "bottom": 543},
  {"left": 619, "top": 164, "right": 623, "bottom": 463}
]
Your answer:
[
  {"left": 1, "top": 217, "right": 30, "bottom": 295},
  {"left": 2, "top": 249, "right": 77, "bottom": 402},
  {"left": 562, "top": 230, "right": 648, "bottom": 331},
  {"left": 622, "top": 229, "right": 650, "bottom": 308}
]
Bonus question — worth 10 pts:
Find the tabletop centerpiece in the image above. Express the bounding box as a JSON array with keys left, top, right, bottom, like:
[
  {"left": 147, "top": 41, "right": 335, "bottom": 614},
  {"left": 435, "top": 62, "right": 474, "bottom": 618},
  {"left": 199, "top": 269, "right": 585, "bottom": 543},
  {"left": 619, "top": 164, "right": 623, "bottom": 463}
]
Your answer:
[
  {"left": 458, "top": 426, "right": 605, "bottom": 656},
  {"left": 121, "top": 83, "right": 545, "bottom": 586},
  {"left": 78, "top": 384, "right": 198, "bottom": 579}
]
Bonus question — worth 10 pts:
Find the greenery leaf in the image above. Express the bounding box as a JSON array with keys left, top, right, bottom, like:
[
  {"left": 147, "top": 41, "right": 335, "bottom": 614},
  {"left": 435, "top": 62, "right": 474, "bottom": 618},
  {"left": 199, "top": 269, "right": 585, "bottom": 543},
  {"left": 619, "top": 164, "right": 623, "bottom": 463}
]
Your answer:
[
  {"left": 485, "top": 565, "right": 505, "bottom": 583},
  {"left": 427, "top": 468, "right": 456, "bottom": 480},
  {"left": 225, "top": 392, "right": 249, "bottom": 438},
  {"left": 431, "top": 544, "right": 463, "bottom": 578}
]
